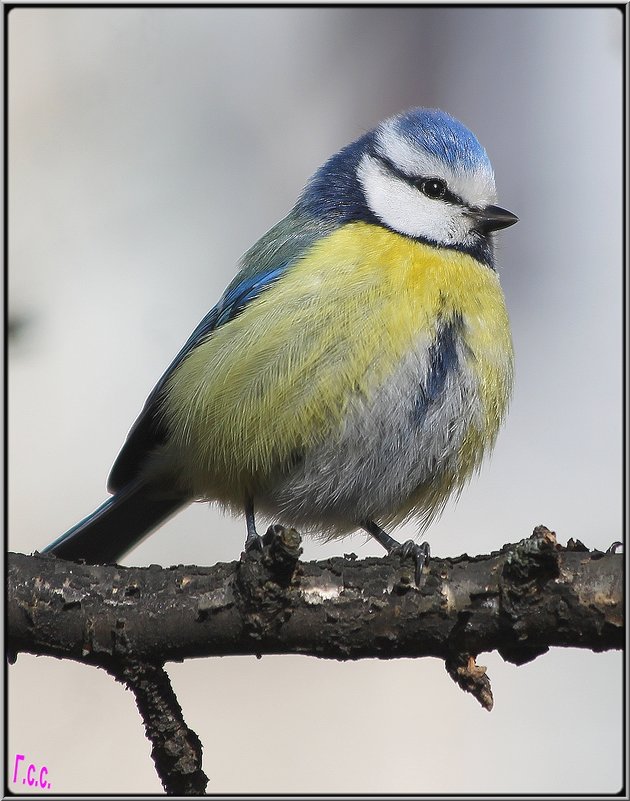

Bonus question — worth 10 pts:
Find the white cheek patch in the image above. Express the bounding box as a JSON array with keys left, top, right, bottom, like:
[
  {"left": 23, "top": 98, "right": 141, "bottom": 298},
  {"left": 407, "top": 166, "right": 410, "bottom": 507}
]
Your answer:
[
  {"left": 376, "top": 123, "right": 497, "bottom": 208},
  {"left": 357, "top": 154, "right": 471, "bottom": 245}
]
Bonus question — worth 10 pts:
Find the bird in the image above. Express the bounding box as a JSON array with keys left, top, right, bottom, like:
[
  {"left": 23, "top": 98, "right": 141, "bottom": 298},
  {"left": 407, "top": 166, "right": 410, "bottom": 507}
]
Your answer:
[{"left": 42, "top": 107, "right": 517, "bottom": 580}]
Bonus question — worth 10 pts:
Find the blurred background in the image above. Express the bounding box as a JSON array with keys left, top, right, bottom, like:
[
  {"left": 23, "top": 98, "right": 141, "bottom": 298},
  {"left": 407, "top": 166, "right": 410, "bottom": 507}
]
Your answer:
[{"left": 8, "top": 6, "right": 623, "bottom": 794}]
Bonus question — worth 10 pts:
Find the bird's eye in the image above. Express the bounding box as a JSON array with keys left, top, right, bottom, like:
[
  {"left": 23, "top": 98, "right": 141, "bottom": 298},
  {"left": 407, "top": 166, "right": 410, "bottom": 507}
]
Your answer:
[{"left": 416, "top": 177, "right": 447, "bottom": 200}]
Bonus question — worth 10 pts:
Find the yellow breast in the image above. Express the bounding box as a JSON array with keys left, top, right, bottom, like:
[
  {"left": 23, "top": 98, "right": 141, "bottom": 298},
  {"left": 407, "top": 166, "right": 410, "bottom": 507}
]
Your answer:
[{"left": 160, "top": 222, "right": 513, "bottom": 504}]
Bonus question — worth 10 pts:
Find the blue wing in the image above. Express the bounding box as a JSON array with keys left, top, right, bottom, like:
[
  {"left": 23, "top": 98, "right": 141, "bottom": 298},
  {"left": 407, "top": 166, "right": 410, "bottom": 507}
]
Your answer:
[
  {"left": 107, "top": 261, "right": 292, "bottom": 492},
  {"left": 107, "top": 201, "right": 337, "bottom": 492}
]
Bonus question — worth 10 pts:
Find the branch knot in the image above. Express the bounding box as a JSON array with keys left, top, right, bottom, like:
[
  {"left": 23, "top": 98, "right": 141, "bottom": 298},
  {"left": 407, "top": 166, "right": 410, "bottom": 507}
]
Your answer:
[{"left": 235, "top": 525, "right": 303, "bottom": 644}]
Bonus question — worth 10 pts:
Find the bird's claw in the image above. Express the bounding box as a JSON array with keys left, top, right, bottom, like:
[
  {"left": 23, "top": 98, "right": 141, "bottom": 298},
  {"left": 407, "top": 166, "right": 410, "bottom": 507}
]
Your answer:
[
  {"left": 244, "top": 534, "right": 264, "bottom": 553},
  {"left": 389, "top": 539, "right": 430, "bottom": 586}
]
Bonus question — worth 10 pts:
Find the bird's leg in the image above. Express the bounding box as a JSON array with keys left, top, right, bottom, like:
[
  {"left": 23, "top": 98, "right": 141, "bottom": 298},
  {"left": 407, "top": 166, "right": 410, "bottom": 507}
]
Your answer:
[
  {"left": 361, "top": 519, "right": 430, "bottom": 586},
  {"left": 244, "top": 498, "right": 264, "bottom": 552}
]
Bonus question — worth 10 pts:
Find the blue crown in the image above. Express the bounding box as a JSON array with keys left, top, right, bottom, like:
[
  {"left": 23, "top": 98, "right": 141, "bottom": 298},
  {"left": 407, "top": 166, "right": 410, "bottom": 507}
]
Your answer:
[{"left": 388, "top": 108, "right": 492, "bottom": 173}]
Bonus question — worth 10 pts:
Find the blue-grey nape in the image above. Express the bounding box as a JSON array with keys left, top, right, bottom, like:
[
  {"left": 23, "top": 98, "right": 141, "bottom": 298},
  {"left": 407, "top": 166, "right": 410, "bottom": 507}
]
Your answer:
[{"left": 297, "top": 131, "right": 382, "bottom": 226}]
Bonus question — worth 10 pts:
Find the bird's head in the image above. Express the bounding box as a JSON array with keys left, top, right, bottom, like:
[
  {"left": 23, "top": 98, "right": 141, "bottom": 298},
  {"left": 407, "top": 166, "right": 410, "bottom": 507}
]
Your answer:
[{"left": 299, "top": 108, "right": 518, "bottom": 266}]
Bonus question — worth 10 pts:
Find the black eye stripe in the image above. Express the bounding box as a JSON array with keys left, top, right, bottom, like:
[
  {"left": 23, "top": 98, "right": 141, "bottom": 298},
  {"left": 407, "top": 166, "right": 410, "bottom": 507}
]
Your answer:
[{"left": 374, "top": 154, "right": 465, "bottom": 207}]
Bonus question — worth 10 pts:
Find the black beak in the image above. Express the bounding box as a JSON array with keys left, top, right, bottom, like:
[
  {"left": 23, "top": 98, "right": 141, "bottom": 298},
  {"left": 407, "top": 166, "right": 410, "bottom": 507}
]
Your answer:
[{"left": 471, "top": 204, "right": 519, "bottom": 234}]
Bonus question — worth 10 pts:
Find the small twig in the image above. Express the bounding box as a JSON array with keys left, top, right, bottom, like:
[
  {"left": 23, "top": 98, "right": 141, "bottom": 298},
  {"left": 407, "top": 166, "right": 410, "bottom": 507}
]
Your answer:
[
  {"left": 111, "top": 660, "right": 207, "bottom": 795},
  {"left": 445, "top": 653, "right": 494, "bottom": 711}
]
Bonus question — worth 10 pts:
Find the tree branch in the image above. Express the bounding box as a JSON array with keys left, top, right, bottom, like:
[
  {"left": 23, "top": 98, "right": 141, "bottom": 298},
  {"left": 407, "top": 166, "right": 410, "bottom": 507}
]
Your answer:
[
  {"left": 110, "top": 659, "right": 207, "bottom": 795},
  {"left": 8, "top": 526, "right": 623, "bottom": 793}
]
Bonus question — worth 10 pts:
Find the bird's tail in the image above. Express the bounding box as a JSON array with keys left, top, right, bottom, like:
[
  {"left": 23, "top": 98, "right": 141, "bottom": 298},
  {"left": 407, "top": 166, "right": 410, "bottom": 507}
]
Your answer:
[{"left": 41, "top": 482, "right": 189, "bottom": 564}]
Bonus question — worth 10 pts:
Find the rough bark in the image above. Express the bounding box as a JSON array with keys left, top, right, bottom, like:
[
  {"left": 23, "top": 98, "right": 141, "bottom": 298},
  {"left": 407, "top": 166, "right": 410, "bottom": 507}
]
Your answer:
[{"left": 7, "top": 526, "right": 623, "bottom": 794}]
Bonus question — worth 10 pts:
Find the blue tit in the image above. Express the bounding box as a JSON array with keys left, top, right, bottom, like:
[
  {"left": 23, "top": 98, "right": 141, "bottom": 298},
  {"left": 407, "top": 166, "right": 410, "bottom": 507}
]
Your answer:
[{"left": 43, "top": 107, "right": 517, "bottom": 577}]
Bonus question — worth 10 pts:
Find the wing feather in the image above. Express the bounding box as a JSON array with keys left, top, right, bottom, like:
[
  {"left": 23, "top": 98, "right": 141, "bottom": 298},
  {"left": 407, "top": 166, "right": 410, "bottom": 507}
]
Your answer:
[{"left": 107, "top": 209, "right": 332, "bottom": 492}]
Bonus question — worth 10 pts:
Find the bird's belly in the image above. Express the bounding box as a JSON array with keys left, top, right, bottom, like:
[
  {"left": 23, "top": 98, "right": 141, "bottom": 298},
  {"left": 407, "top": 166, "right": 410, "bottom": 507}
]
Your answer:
[{"left": 258, "top": 319, "right": 487, "bottom": 533}]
